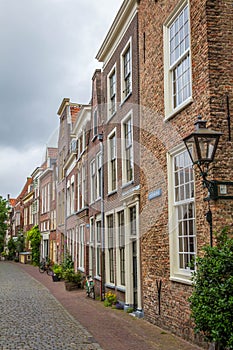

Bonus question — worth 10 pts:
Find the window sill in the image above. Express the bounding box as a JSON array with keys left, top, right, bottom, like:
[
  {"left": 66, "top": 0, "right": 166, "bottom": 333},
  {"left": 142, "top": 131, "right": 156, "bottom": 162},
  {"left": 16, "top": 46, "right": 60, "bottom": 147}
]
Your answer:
[
  {"left": 105, "top": 282, "right": 115, "bottom": 289},
  {"left": 78, "top": 267, "right": 85, "bottom": 273},
  {"left": 66, "top": 212, "right": 76, "bottom": 219},
  {"left": 90, "top": 198, "right": 101, "bottom": 206},
  {"left": 75, "top": 207, "right": 89, "bottom": 215},
  {"left": 107, "top": 111, "right": 117, "bottom": 122},
  {"left": 120, "top": 91, "right": 132, "bottom": 107},
  {"left": 164, "top": 97, "right": 193, "bottom": 121},
  {"left": 91, "top": 134, "right": 98, "bottom": 142},
  {"left": 94, "top": 275, "right": 101, "bottom": 281},
  {"left": 77, "top": 149, "right": 86, "bottom": 161},
  {"left": 107, "top": 189, "right": 117, "bottom": 197},
  {"left": 169, "top": 275, "right": 193, "bottom": 285},
  {"left": 116, "top": 285, "right": 126, "bottom": 292},
  {"left": 122, "top": 180, "right": 134, "bottom": 189}
]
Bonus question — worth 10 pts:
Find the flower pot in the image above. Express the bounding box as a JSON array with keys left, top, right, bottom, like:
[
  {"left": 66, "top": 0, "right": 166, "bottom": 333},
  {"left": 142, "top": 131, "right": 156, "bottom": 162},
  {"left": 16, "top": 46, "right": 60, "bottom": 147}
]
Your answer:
[
  {"left": 64, "top": 281, "right": 80, "bottom": 291},
  {"left": 52, "top": 274, "right": 61, "bottom": 282}
]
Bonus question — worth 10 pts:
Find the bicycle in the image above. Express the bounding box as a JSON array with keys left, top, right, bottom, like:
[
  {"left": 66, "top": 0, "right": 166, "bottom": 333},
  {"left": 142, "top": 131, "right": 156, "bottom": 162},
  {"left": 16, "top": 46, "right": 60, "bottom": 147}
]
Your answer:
[
  {"left": 85, "top": 275, "right": 95, "bottom": 299},
  {"left": 38, "top": 258, "right": 53, "bottom": 276}
]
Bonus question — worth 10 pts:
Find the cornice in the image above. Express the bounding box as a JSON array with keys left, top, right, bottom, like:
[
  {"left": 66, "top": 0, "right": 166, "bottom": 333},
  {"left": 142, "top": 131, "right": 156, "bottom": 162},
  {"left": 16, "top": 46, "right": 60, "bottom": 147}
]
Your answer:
[{"left": 96, "top": 0, "right": 138, "bottom": 66}]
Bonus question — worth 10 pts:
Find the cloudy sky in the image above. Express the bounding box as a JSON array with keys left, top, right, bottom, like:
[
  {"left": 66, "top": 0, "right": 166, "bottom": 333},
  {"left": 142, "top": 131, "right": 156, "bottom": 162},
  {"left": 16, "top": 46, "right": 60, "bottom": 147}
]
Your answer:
[{"left": 0, "top": 0, "right": 122, "bottom": 200}]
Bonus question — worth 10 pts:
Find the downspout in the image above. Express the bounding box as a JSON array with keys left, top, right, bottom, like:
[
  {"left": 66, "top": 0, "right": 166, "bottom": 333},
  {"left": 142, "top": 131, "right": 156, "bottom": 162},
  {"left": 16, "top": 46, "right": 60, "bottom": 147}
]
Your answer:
[{"left": 99, "top": 133, "right": 105, "bottom": 301}]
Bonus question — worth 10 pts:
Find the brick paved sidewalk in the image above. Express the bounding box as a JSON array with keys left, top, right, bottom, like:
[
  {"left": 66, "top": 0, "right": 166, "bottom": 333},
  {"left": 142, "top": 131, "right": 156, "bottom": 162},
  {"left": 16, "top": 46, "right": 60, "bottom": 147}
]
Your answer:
[{"left": 16, "top": 262, "right": 203, "bottom": 350}]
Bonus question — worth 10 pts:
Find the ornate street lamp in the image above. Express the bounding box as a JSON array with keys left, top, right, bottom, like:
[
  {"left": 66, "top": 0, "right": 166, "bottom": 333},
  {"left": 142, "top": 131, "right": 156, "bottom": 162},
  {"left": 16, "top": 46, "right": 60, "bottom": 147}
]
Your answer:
[{"left": 183, "top": 115, "right": 223, "bottom": 246}]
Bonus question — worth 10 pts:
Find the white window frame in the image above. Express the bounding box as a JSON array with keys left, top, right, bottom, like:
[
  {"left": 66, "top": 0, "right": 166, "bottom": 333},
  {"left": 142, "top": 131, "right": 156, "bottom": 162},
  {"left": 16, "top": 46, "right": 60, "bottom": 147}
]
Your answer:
[
  {"left": 95, "top": 219, "right": 101, "bottom": 277},
  {"left": 77, "top": 170, "right": 81, "bottom": 211},
  {"left": 70, "top": 176, "right": 75, "bottom": 214},
  {"left": 121, "top": 112, "right": 134, "bottom": 186},
  {"left": 96, "top": 152, "right": 102, "bottom": 200},
  {"left": 106, "top": 213, "right": 115, "bottom": 285},
  {"left": 81, "top": 165, "right": 86, "bottom": 208},
  {"left": 116, "top": 209, "right": 126, "bottom": 287},
  {"left": 72, "top": 228, "right": 75, "bottom": 261},
  {"left": 121, "top": 38, "right": 132, "bottom": 102},
  {"left": 89, "top": 217, "right": 94, "bottom": 277},
  {"left": 107, "top": 128, "right": 117, "bottom": 193},
  {"left": 41, "top": 183, "right": 50, "bottom": 214},
  {"left": 107, "top": 65, "right": 117, "bottom": 118},
  {"left": 167, "top": 144, "right": 196, "bottom": 284},
  {"left": 78, "top": 134, "right": 83, "bottom": 156},
  {"left": 90, "top": 159, "right": 96, "bottom": 203},
  {"left": 93, "top": 109, "right": 98, "bottom": 138},
  {"left": 164, "top": 0, "right": 192, "bottom": 119},
  {"left": 78, "top": 224, "right": 85, "bottom": 270}
]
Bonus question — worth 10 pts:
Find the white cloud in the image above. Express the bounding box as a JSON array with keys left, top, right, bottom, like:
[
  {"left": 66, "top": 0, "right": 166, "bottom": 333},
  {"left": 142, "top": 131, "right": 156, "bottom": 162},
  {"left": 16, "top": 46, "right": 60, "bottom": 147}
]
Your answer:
[
  {"left": 0, "top": 0, "right": 122, "bottom": 199},
  {"left": 0, "top": 146, "right": 45, "bottom": 200}
]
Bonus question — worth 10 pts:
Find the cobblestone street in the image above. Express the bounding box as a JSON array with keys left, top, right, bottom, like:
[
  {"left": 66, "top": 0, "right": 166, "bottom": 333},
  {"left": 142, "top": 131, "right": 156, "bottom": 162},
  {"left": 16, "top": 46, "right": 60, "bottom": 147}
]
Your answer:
[
  {"left": 0, "top": 262, "right": 203, "bottom": 350},
  {"left": 0, "top": 262, "right": 102, "bottom": 350}
]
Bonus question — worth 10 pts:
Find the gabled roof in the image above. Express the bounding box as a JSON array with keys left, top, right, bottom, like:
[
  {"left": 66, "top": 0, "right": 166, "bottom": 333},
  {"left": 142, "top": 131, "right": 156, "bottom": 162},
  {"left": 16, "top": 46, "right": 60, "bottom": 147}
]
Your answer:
[{"left": 16, "top": 177, "right": 33, "bottom": 201}]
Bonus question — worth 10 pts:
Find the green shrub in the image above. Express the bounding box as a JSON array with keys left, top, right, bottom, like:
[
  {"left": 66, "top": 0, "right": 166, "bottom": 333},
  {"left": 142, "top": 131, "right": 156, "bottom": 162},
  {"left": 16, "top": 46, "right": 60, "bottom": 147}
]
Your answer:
[
  {"left": 26, "top": 225, "right": 41, "bottom": 265},
  {"left": 189, "top": 227, "right": 233, "bottom": 349},
  {"left": 63, "top": 268, "right": 82, "bottom": 284},
  {"left": 62, "top": 254, "right": 74, "bottom": 270},
  {"left": 52, "top": 264, "right": 63, "bottom": 279}
]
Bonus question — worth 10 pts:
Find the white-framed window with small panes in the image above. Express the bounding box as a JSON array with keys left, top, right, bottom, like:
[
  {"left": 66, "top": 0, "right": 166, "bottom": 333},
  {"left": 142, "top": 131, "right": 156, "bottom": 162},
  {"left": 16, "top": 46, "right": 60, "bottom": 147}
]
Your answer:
[
  {"left": 96, "top": 152, "right": 102, "bottom": 200},
  {"left": 81, "top": 164, "right": 86, "bottom": 208},
  {"left": 108, "top": 129, "right": 117, "bottom": 193},
  {"left": 164, "top": 0, "right": 192, "bottom": 119},
  {"left": 78, "top": 224, "right": 85, "bottom": 270},
  {"left": 167, "top": 145, "right": 196, "bottom": 283},
  {"left": 121, "top": 113, "right": 134, "bottom": 185},
  {"left": 108, "top": 66, "right": 116, "bottom": 118},
  {"left": 95, "top": 219, "right": 101, "bottom": 277},
  {"left": 89, "top": 217, "right": 94, "bottom": 277},
  {"left": 77, "top": 170, "right": 82, "bottom": 211},
  {"left": 90, "top": 159, "right": 96, "bottom": 203},
  {"left": 121, "top": 38, "right": 132, "bottom": 102},
  {"left": 117, "top": 210, "right": 125, "bottom": 287},
  {"left": 93, "top": 109, "right": 98, "bottom": 138},
  {"left": 106, "top": 214, "right": 115, "bottom": 284}
]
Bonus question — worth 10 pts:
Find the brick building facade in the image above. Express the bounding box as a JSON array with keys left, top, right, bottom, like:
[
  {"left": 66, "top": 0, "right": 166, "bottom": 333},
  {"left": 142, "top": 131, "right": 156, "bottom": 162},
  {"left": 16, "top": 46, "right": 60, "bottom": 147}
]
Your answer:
[
  {"left": 96, "top": 0, "right": 142, "bottom": 310},
  {"left": 57, "top": 99, "right": 81, "bottom": 263},
  {"left": 138, "top": 0, "right": 233, "bottom": 345}
]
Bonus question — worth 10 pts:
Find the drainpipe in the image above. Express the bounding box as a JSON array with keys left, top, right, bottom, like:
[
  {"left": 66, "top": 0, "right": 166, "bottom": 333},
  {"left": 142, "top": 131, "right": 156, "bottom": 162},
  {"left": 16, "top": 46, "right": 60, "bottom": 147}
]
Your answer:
[{"left": 98, "top": 133, "right": 105, "bottom": 301}]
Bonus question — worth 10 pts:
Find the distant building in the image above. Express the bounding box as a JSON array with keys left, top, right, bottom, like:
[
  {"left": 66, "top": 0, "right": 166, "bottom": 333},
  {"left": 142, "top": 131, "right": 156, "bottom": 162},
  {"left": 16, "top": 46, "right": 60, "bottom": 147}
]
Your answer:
[
  {"left": 39, "top": 147, "right": 58, "bottom": 260},
  {"left": 96, "top": 0, "right": 142, "bottom": 311}
]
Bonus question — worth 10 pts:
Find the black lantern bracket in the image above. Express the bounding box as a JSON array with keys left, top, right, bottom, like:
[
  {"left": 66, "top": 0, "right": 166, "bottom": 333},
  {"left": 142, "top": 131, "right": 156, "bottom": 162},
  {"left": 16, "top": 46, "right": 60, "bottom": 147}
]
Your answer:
[
  {"left": 205, "top": 180, "right": 233, "bottom": 201},
  {"left": 182, "top": 115, "right": 233, "bottom": 246},
  {"left": 182, "top": 115, "right": 233, "bottom": 200}
]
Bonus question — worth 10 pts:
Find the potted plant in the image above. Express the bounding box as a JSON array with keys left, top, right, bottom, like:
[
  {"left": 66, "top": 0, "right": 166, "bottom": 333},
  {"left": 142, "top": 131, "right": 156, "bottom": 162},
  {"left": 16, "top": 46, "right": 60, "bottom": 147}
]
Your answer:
[
  {"left": 63, "top": 268, "right": 82, "bottom": 291},
  {"left": 52, "top": 264, "right": 63, "bottom": 282}
]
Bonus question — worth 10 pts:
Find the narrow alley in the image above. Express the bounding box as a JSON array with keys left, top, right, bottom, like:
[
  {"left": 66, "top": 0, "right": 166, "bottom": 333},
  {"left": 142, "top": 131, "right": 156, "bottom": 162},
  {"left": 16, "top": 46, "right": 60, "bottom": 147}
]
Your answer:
[{"left": 0, "top": 262, "right": 202, "bottom": 350}]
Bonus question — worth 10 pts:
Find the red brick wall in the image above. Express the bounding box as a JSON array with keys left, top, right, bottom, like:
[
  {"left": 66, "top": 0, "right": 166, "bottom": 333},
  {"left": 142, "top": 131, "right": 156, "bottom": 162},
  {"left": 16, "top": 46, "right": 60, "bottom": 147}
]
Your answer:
[{"left": 138, "top": 0, "right": 233, "bottom": 345}]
